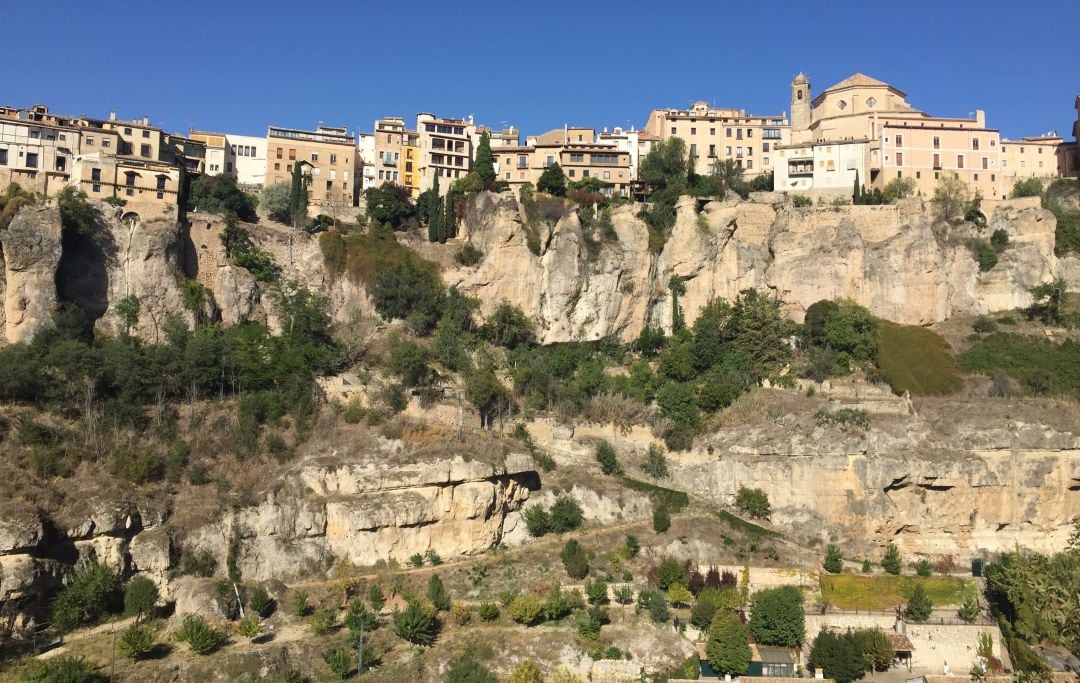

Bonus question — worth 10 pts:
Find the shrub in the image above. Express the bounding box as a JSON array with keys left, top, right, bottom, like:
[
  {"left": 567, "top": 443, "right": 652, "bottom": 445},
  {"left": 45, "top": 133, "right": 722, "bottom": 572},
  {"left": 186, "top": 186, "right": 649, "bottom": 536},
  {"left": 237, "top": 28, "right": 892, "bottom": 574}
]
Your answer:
[
  {"left": 124, "top": 575, "right": 159, "bottom": 620},
  {"left": 882, "top": 544, "right": 902, "bottom": 575},
  {"left": 656, "top": 555, "right": 688, "bottom": 590},
  {"left": 991, "top": 228, "right": 1009, "bottom": 250},
  {"left": 586, "top": 579, "right": 609, "bottom": 605},
  {"left": 477, "top": 602, "right": 499, "bottom": 621},
  {"left": 454, "top": 244, "right": 483, "bottom": 266},
  {"left": 292, "top": 591, "right": 313, "bottom": 617},
  {"left": 1012, "top": 178, "right": 1044, "bottom": 198},
  {"left": 522, "top": 505, "right": 553, "bottom": 537},
  {"left": 824, "top": 545, "right": 843, "bottom": 573},
  {"left": 248, "top": 585, "right": 275, "bottom": 618},
  {"left": 509, "top": 660, "right": 545, "bottom": 683},
  {"left": 561, "top": 539, "right": 590, "bottom": 580},
  {"left": 367, "top": 584, "right": 385, "bottom": 612},
  {"left": 409, "top": 553, "right": 424, "bottom": 568},
  {"left": 51, "top": 562, "right": 122, "bottom": 633},
  {"left": 188, "top": 173, "right": 257, "bottom": 221},
  {"left": 393, "top": 600, "right": 438, "bottom": 645},
  {"left": 177, "top": 548, "right": 217, "bottom": 578},
  {"left": 323, "top": 648, "right": 352, "bottom": 680},
  {"left": 653, "top": 503, "right": 671, "bottom": 533},
  {"left": 640, "top": 443, "right": 669, "bottom": 479},
  {"left": 915, "top": 558, "right": 933, "bottom": 577},
  {"left": 344, "top": 601, "right": 377, "bottom": 635},
  {"left": 815, "top": 408, "right": 869, "bottom": 431},
  {"left": 236, "top": 615, "right": 263, "bottom": 642},
  {"left": 594, "top": 439, "right": 622, "bottom": 475},
  {"left": 668, "top": 584, "right": 693, "bottom": 608},
  {"left": 176, "top": 615, "right": 227, "bottom": 655},
  {"left": 792, "top": 195, "right": 813, "bottom": 207},
  {"left": 306, "top": 607, "right": 337, "bottom": 635},
  {"left": 973, "top": 239, "right": 998, "bottom": 271},
  {"left": 117, "top": 623, "right": 156, "bottom": 660},
  {"left": 111, "top": 448, "right": 163, "bottom": 484},
  {"left": 973, "top": 316, "right": 998, "bottom": 334},
  {"left": 446, "top": 652, "right": 498, "bottom": 683},
  {"left": 958, "top": 594, "right": 981, "bottom": 623},
  {"left": 550, "top": 495, "right": 584, "bottom": 533},
  {"left": 19, "top": 655, "right": 103, "bottom": 683},
  {"left": 425, "top": 549, "right": 443, "bottom": 566},
  {"left": 624, "top": 534, "right": 641, "bottom": 558},
  {"left": 735, "top": 487, "right": 771, "bottom": 519},
  {"left": 706, "top": 611, "right": 751, "bottom": 676},
  {"left": 426, "top": 574, "right": 451, "bottom": 611},
  {"left": 509, "top": 593, "right": 543, "bottom": 625},
  {"left": 637, "top": 588, "right": 670, "bottom": 623}
]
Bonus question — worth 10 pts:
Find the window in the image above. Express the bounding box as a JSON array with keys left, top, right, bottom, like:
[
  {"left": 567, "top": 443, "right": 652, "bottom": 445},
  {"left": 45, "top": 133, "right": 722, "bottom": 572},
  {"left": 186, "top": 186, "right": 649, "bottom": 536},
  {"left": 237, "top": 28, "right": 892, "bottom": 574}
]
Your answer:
[
  {"left": 141, "top": 144, "right": 151, "bottom": 158},
  {"left": 568, "top": 169, "right": 576, "bottom": 177},
  {"left": 55, "top": 156, "right": 66, "bottom": 172},
  {"left": 101, "top": 138, "right": 110, "bottom": 148},
  {"left": 545, "top": 155, "right": 554, "bottom": 167},
  {"left": 974, "top": 173, "right": 979, "bottom": 181},
  {"left": 933, "top": 153, "right": 941, "bottom": 168},
  {"left": 762, "top": 129, "right": 782, "bottom": 139},
  {"left": 330, "top": 153, "right": 337, "bottom": 164},
  {"left": 982, "top": 157, "right": 988, "bottom": 170},
  {"left": 837, "top": 100, "right": 847, "bottom": 110},
  {"left": 991, "top": 174, "right": 996, "bottom": 181},
  {"left": 227, "top": 162, "right": 233, "bottom": 172},
  {"left": 276, "top": 148, "right": 283, "bottom": 159},
  {"left": 274, "top": 163, "right": 280, "bottom": 171},
  {"left": 142, "top": 130, "right": 150, "bottom": 138},
  {"left": 867, "top": 97, "right": 877, "bottom": 108},
  {"left": 25, "top": 152, "right": 38, "bottom": 168},
  {"left": 747, "top": 129, "right": 753, "bottom": 138},
  {"left": 29, "top": 130, "right": 40, "bottom": 139},
  {"left": 604, "top": 171, "right": 610, "bottom": 179},
  {"left": 91, "top": 167, "right": 100, "bottom": 192},
  {"left": 725, "top": 146, "right": 732, "bottom": 155},
  {"left": 747, "top": 160, "right": 753, "bottom": 169},
  {"left": 709, "top": 127, "right": 715, "bottom": 135},
  {"left": 330, "top": 169, "right": 336, "bottom": 180},
  {"left": 708, "top": 144, "right": 716, "bottom": 157},
  {"left": 763, "top": 143, "right": 770, "bottom": 152},
  {"left": 124, "top": 127, "right": 132, "bottom": 135},
  {"left": 895, "top": 135, "right": 903, "bottom": 146},
  {"left": 896, "top": 152, "right": 903, "bottom": 166},
  {"left": 736, "top": 129, "right": 743, "bottom": 140},
  {"left": 86, "top": 136, "right": 94, "bottom": 146},
  {"left": 569, "top": 153, "right": 584, "bottom": 163},
  {"left": 583, "top": 170, "right": 590, "bottom": 177},
  {"left": 957, "top": 155, "right": 964, "bottom": 169},
  {"left": 933, "top": 136, "right": 940, "bottom": 149},
  {"left": 972, "top": 138, "right": 980, "bottom": 150},
  {"left": 125, "top": 171, "right": 136, "bottom": 195},
  {"left": 518, "top": 155, "right": 527, "bottom": 168},
  {"left": 763, "top": 156, "right": 769, "bottom": 166},
  {"left": 289, "top": 148, "right": 296, "bottom": 160},
  {"left": 990, "top": 139, "right": 996, "bottom": 147},
  {"left": 591, "top": 153, "right": 618, "bottom": 164},
  {"left": 670, "top": 127, "right": 676, "bottom": 135},
  {"left": 916, "top": 171, "right": 921, "bottom": 179},
  {"left": 726, "top": 128, "right": 732, "bottom": 137},
  {"left": 690, "top": 127, "right": 696, "bottom": 135},
  {"left": 311, "top": 153, "right": 319, "bottom": 162},
  {"left": 156, "top": 175, "right": 166, "bottom": 199},
  {"left": 0, "top": 149, "right": 7, "bottom": 165},
  {"left": 689, "top": 144, "right": 697, "bottom": 156}
]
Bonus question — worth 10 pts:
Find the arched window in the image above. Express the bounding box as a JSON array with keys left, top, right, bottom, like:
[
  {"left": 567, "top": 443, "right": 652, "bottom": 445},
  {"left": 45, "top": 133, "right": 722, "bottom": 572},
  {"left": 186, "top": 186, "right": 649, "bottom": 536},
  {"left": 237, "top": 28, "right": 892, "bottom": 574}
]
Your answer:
[{"left": 797, "top": 91, "right": 803, "bottom": 100}]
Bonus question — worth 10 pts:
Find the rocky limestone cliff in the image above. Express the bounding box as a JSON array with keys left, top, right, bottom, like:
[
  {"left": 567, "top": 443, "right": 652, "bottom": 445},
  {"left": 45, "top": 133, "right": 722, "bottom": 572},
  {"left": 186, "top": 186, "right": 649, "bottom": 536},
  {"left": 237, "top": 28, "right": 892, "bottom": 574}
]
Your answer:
[
  {"left": 0, "top": 205, "right": 61, "bottom": 342},
  {"left": 449, "top": 193, "right": 1060, "bottom": 343},
  {"left": 0, "top": 443, "right": 536, "bottom": 633}
]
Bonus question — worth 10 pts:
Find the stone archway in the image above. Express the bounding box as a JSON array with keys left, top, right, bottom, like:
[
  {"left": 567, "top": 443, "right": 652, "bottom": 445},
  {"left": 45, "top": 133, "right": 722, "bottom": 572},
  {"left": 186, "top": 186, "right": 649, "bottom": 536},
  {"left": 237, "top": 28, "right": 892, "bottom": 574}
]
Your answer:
[{"left": 120, "top": 211, "right": 140, "bottom": 227}]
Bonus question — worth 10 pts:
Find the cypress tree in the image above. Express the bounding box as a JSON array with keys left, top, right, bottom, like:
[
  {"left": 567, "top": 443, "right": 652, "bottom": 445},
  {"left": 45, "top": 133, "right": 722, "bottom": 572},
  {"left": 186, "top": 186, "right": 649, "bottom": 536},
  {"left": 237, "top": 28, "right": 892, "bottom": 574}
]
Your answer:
[
  {"left": 474, "top": 132, "right": 495, "bottom": 184},
  {"left": 706, "top": 611, "right": 751, "bottom": 676},
  {"left": 443, "top": 194, "right": 455, "bottom": 241},
  {"left": 289, "top": 160, "right": 308, "bottom": 228},
  {"left": 853, "top": 170, "right": 861, "bottom": 204}
]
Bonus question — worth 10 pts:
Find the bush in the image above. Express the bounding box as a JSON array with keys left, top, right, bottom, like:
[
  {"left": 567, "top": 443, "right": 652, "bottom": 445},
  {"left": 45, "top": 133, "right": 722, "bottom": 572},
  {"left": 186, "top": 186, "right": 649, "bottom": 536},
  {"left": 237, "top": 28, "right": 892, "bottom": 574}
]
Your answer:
[
  {"left": 656, "top": 555, "right": 688, "bottom": 590},
  {"left": 176, "top": 615, "right": 227, "bottom": 655},
  {"left": 706, "top": 611, "right": 751, "bottom": 676},
  {"left": 509, "top": 660, "right": 545, "bottom": 683},
  {"left": 882, "top": 544, "right": 902, "bottom": 575},
  {"left": 344, "top": 600, "right": 377, "bottom": 635},
  {"left": 586, "top": 579, "right": 609, "bottom": 605},
  {"left": 1012, "top": 178, "right": 1044, "bottom": 198},
  {"left": 188, "top": 174, "right": 257, "bottom": 222},
  {"left": 876, "top": 321, "right": 964, "bottom": 396},
  {"left": 393, "top": 600, "right": 438, "bottom": 645},
  {"left": 19, "top": 655, "right": 104, "bottom": 683},
  {"left": 446, "top": 652, "right": 498, "bottom": 683},
  {"left": 734, "top": 487, "right": 771, "bottom": 519},
  {"left": 426, "top": 574, "right": 451, "bottom": 611},
  {"left": 991, "top": 228, "right": 1009, "bottom": 250},
  {"left": 260, "top": 182, "right": 292, "bottom": 223},
  {"left": 124, "top": 575, "right": 159, "bottom": 620},
  {"left": 323, "top": 648, "right": 352, "bottom": 680},
  {"left": 370, "top": 261, "right": 445, "bottom": 335},
  {"left": 594, "top": 439, "right": 622, "bottom": 475},
  {"left": 236, "top": 615, "right": 263, "bottom": 642},
  {"left": 247, "top": 586, "right": 274, "bottom": 618},
  {"left": 973, "top": 239, "right": 998, "bottom": 271},
  {"left": 177, "top": 549, "right": 217, "bottom": 578},
  {"left": 915, "top": 558, "right": 933, "bottom": 577},
  {"left": 522, "top": 505, "right": 553, "bottom": 537},
  {"left": 561, "top": 539, "right": 590, "bottom": 580},
  {"left": 810, "top": 629, "right": 869, "bottom": 683},
  {"left": 624, "top": 534, "right": 641, "bottom": 558},
  {"left": 306, "top": 607, "right": 337, "bottom": 635},
  {"left": 454, "top": 244, "right": 483, "bottom": 266},
  {"left": 477, "top": 602, "right": 500, "bottom": 621},
  {"left": 792, "top": 195, "right": 813, "bottom": 207},
  {"left": 550, "top": 495, "right": 584, "bottom": 533},
  {"left": 973, "top": 316, "right": 998, "bottom": 334},
  {"left": 815, "top": 408, "right": 869, "bottom": 431},
  {"left": 824, "top": 545, "right": 844, "bottom": 573},
  {"left": 364, "top": 185, "right": 416, "bottom": 230},
  {"left": 637, "top": 588, "right": 670, "bottom": 623},
  {"left": 640, "top": 443, "right": 669, "bottom": 479},
  {"left": 292, "top": 591, "right": 312, "bottom": 617},
  {"left": 117, "top": 623, "right": 156, "bottom": 660},
  {"left": 653, "top": 503, "right": 671, "bottom": 533},
  {"left": 51, "top": 562, "right": 122, "bottom": 633},
  {"left": 509, "top": 593, "right": 543, "bottom": 625}
]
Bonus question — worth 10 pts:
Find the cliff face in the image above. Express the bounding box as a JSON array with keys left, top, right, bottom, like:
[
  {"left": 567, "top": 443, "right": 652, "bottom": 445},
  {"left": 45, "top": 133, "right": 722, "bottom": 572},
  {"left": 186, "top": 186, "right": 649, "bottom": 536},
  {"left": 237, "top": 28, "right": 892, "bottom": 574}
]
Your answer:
[{"left": 449, "top": 193, "right": 1059, "bottom": 343}]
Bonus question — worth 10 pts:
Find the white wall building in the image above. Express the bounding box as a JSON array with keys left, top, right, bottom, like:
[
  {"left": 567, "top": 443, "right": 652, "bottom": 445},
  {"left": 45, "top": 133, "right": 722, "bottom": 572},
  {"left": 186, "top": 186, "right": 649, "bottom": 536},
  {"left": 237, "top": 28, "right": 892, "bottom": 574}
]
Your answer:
[
  {"left": 225, "top": 133, "right": 266, "bottom": 187},
  {"left": 356, "top": 132, "right": 376, "bottom": 190}
]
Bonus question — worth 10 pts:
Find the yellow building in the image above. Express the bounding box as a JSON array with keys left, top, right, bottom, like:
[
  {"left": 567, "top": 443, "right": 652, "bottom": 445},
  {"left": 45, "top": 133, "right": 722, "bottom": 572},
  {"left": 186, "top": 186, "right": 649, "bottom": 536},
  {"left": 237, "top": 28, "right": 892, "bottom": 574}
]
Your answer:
[
  {"left": 644, "top": 102, "right": 788, "bottom": 178},
  {"left": 265, "top": 124, "right": 359, "bottom": 214},
  {"left": 494, "top": 127, "right": 632, "bottom": 197},
  {"left": 401, "top": 132, "right": 420, "bottom": 197}
]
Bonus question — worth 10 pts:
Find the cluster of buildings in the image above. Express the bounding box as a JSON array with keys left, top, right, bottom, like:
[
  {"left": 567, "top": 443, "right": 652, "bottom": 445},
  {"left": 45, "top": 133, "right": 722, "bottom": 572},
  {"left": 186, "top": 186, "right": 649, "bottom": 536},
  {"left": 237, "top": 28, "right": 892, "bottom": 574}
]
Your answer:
[{"left": 1, "top": 73, "right": 1077, "bottom": 221}]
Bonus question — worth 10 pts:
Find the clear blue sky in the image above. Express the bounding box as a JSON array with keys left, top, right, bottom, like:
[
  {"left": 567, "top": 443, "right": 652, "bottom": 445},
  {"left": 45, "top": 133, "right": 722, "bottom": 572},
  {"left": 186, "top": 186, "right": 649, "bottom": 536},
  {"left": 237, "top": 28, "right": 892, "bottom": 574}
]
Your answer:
[{"left": 4, "top": 0, "right": 1078, "bottom": 141}]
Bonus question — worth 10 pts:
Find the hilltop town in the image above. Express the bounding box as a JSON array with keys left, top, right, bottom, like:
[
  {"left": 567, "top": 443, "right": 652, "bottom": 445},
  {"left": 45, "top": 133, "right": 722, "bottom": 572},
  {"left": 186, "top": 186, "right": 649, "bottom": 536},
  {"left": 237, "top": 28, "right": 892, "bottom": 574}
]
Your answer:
[{"left": 0, "top": 73, "right": 1078, "bottom": 683}]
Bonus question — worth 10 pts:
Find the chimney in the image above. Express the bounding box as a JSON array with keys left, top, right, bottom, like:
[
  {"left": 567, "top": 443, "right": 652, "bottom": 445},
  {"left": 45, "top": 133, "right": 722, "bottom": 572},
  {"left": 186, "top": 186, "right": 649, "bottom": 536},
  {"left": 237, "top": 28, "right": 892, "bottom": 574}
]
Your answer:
[{"left": 815, "top": 668, "right": 824, "bottom": 679}]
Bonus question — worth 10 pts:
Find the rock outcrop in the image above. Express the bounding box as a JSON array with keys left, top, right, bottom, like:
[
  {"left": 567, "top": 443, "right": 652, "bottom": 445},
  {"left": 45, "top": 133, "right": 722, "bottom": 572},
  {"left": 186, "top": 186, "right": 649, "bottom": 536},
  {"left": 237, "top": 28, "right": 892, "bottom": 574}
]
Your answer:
[
  {"left": 450, "top": 193, "right": 1061, "bottom": 343},
  {"left": 0, "top": 205, "right": 61, "bottom": 342}
]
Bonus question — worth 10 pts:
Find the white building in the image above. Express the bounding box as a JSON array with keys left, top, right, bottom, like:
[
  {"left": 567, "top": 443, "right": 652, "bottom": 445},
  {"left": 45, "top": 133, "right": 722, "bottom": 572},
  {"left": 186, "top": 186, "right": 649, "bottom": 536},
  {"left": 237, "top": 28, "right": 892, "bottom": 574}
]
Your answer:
[
  {"left": 356, "top": 132, "right": 376, "bottom": 190},
  {"left": 225, "top": 133, "right": 266, "bottom": 187}
]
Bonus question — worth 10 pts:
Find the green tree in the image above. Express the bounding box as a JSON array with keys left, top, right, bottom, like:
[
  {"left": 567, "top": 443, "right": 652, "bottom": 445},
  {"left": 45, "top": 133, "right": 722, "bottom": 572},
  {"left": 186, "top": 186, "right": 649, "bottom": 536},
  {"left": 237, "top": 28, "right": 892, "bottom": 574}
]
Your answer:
[
  {"left": 706, "top": 611, "right": 751, "bottom": 676},
  {"left": 474, "top": 132, "right": 496, "bottom": 185},
  {"left": 668, "top": 584, "right": 693, "bottom": 608},
  {"left": 1029, "top": 279, "right": 1067, "bottom": 325},
  {"left": 509, "top": 593, "right": 543, "bottom": 625},
  {"left": 822, "top": 300, "right": 879, "bottom": 361},
  {"left": 51, "top": 562, "right": 122, "bottom": 633},
  {"left": 426, "top": 574, "right": 451, "bottom": 611},
  {"left": 641, "top": 443, "right": 669, "bottom": 479},
  {"left": 915, "top": 558, "right": 933, "bottom": 577},
  {"left": 386, "top": 334, "right": 437, "bottom": 387},
  {"left": 537, "top": 163, "right": 567, "bottom": 197},
  {"left": 1012, "top": 178, "right": 1044, "bottom": 198},
  {"left": 369, "top": 261, "right": 444, "bottom": 334},
  {"left": 466, "top": 363, "right": 512, "bottom": 429},
  {"left": 260, "top": 182, "right": 292, "bottom": 223},
  {"left": 20, "top": 655, "right": 104, "bottom": 682},
  {"left": 852, "top": 628, "right": 896, "bottom": 672},
  {"left": 188, "top": 173, "right": 258, "bottom": 221},
  {"left": 57, "top": 186, "right": 99, "bottom": 237},
  {"left": 653, "top": 503, "right": 671, "bottom": 533},
  {"left": 883, "top": 177, "right": 916, "bottom": 202},
  {"left": 657, "top": 555, "right": 688, "bottom": 590},
  {"left": 426, "top": 175, "right": 442, "bottom": 242},
  {"left": 446, "top": 651, "right": 498, "bottom": 683},
  {"left": 249, "top": 586, "right": 275, "bottom": 618},
  {"left": 905, "top": 584, "right": 933, "bottom": 623},
  {"left": 508, "top": 660, "right": 544, "bottom": 683},
  {"left": 176, "top": 615, "right": 227, "bottom": 655},
  {"left": 289, "top": 160, "right": 309, "bottom": 228},
  {"left": 117, "top": 623, "right": 156, "bottom": 660},
  {"left": 932, "top": 173, "right": 970, "bottom": 222},
  {"left": 735, "top": 487, "right": 771, "bottom": 519},
  {"left": 393, "top": 599, "right": 438, "bottom": 645},
  {"left": 824, "top": 545, "right": 844, "bottom": 573},
  {"left": 882, "top": 544, "right": 902, "bottom": 575},
  {"left": 364, "top": 184, "right": 417, "bottom": 230},
  {"left": 958, "top": 594, "right": 981, "bottom": 623},
  {"left": 594, "top": 439, "right": 622, "bottom": 475},
  {"left": 624, "top": 534, "right": 641, "bottom": 558},
  {"left": 561, "top": 539, "right": 590, "bottom": 580},
  {"left": 481, "top": 302, "right": 534, "bottom": 348},
  {"left": 586, "top": 579, "right": 609, "bottom": 605},
  {"left": 669, "top": 275, "right": 686, "bottom": 331},
  {"left": 115, "top": 295, "right": 140, "bottom": 338},
  {"left": 323, "top": 648, "right": 352, "bottom": 680},
  {"left": 809, "top": 629, "right": 866, "bottom": 683},
  {"left": 749, "top": 586, "right": 805, "bottom": 646},
  {"left": 123, "top": 575, "right": 158, "bottom": 622}
]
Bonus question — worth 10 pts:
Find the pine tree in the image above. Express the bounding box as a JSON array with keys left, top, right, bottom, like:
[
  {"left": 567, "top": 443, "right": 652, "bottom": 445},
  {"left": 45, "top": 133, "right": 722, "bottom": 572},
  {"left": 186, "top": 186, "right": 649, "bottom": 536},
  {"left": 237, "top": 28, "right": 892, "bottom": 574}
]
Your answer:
[
  {"left": 537, "top": 163, "right": 567, "bottom": 197},
  {"left": 426, "top": 574, "right": 451, "bottom": 611},
  {"left": 474, "top": 132, "right": 496, "bottom": 184},
  {"left": 289, "top": 161, "right": 308, "bottom": 228},
  {"left": 904, "top": 584, "right": 932, "bottom": 623},
  {"left": 853, "top": 170, "right": 861, "bottom": 204},
  {"left": 882, "top": 544, "right": 902, "bottom": 575}
]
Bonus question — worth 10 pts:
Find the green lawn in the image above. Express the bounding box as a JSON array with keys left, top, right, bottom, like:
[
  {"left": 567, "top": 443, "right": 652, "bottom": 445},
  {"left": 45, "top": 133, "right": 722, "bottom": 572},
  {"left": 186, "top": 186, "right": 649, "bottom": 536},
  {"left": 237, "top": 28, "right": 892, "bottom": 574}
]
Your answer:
[
  {"left": 819, "top": 573, "right": 975, "bottom": 609},
  {"left": 876, "top": 322, "right": 964, "bottom": 396}
]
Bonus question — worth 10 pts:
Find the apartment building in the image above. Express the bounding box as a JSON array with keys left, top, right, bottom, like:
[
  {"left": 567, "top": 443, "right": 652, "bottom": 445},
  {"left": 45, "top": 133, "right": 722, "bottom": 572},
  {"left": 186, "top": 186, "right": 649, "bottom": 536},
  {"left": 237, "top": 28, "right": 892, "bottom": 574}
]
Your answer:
[
  {"left": 402, "top": 131, "right": 421, "bottom": 197},
  {"left": 597, "top": 126, "right": 659, "bottom": 181},
  {"left": 1001, "top": 135, "right": 1068, "bottom": 181},
  {"left": 493, "top": 127, "right": 633, "bottom": 197},
  {"left": 356, "top": 132, "right": 376, "bottom": 190},
  {"left": 643, "top": 101, "right": 788, "bottom": 178},
  {"left": 416, "top": 112, "right": 476, "bottom": 192},
  {"left": 474, "top": 125, "right": 520, "bottom": 149},
  {"left": 373, "top": 116, "right": 406, "bottom": 188},
  {"left": 226, "top": 134, "right": 267, "bottom": 186},
  {"left": 265, "top": 124, "right": 359, "bottom": 212},
  {"left": 0, "top": 105, "right": 81, "bottom": 196}
]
